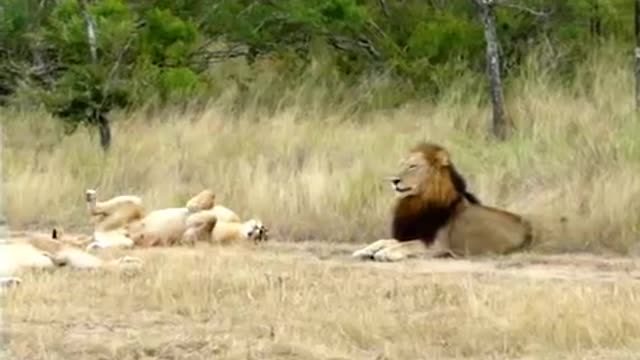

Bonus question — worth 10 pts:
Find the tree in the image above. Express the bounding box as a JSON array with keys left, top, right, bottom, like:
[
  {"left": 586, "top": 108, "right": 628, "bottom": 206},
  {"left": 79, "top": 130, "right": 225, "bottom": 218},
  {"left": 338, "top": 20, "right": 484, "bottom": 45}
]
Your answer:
[
  {"left": 0, "top": 0, "right": 633, "bottom": 128},
  {"left": 473, "top": 0, "right": 509, "bottom": 140}
]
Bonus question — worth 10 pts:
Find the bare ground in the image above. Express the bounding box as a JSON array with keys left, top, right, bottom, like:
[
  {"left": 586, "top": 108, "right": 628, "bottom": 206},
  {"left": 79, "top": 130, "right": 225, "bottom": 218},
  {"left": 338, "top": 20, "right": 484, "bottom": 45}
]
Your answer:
[{"left": 3, "top": 235, "right": 640, "bottom": 360}]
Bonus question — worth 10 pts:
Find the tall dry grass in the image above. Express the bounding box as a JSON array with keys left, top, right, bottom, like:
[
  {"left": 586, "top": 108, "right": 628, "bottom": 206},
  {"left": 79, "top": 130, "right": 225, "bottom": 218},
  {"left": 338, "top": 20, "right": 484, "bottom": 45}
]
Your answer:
[{"left": 2, "top": 44, "right": 640, "bottom": 252}]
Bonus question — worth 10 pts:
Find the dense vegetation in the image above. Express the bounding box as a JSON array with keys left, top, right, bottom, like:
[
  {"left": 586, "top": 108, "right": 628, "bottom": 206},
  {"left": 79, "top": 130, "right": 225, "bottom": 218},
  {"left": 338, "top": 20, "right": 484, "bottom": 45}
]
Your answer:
[{"left": 0, "top": 0, "right": 634, "bottom": 146}]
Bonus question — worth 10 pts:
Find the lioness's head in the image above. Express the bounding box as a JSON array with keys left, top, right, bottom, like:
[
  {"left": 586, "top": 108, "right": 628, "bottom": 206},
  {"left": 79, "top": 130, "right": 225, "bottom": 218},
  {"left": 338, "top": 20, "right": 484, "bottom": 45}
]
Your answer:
[
  {"left": 388, "top": 142, "right": 451, "bottom": 199},
  {"left": 242, "top": 219, "right": 269, "bottom": 243},
  {"left": 52, "top": 227, "right": 93, "bottom": 247}
]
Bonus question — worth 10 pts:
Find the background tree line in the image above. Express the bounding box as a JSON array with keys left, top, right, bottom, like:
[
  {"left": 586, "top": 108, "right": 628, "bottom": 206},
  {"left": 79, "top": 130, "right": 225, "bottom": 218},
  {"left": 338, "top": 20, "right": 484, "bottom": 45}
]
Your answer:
[{"left": 0, "top": 0, "right": 634, "bottom": 149}]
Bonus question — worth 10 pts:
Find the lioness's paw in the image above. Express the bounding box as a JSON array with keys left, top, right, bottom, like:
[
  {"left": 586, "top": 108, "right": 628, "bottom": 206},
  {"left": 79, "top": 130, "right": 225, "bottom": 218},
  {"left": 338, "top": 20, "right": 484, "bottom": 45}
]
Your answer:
[
  {"left": 85, "top": 241, "right": 104, "bottom": 252},
  {"left": 85, "top": 189, "right": 97, "bottom": 202}
]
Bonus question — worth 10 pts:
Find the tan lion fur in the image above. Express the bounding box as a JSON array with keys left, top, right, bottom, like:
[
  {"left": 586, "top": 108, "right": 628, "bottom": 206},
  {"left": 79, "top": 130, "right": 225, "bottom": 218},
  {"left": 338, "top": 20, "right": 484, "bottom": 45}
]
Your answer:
[
  {"left": 210, "top": 219, "right": 269, "bottom": 245},
  {"left": 86, "top": 189, "right": 145, "bottom": 232},
  {"left": 181, "top": 210, "right": 219, "bottom": 246},
  {"left": 181, "top": 212, "right": 269, "bottom": 246},
  {"left": 0, "top": 228, "right": 143, "bottom": 287},
  {"left": 86, "top": 189, "right": 219, "bottom": 250},
  {"left": 126, "top": 189, "right": 218, "bottom": 247},
  {"left": 208, "top": 205, "right": 241, "bottom": 223},
  {"left": 352, "top": 141, "right": 549, "bottom": 262},
  {"left": 180, "top": 205, "right": 241, "bottom": 243},
  {"left": 85, "top": 189, "right": 146, "bottom": 250},
  {"left": 185, "top": 190, "right": 243, "bottom": 224}
]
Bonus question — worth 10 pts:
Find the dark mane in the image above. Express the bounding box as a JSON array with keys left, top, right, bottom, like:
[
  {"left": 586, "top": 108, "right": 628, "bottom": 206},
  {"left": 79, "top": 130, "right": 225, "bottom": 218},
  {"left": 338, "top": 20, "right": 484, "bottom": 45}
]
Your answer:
[
  {"left": 391, "top": 198, "right": 461, "bottom": 244},
  {"left": 449, "top": 164, "right": 481, "bottom": 205}
]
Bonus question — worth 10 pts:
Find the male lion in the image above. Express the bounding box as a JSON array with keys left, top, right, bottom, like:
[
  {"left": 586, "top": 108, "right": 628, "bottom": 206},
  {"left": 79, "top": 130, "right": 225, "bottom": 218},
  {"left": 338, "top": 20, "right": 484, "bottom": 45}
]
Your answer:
[{"left": 352, "top": 142, "right": 533, "bottom": 262}]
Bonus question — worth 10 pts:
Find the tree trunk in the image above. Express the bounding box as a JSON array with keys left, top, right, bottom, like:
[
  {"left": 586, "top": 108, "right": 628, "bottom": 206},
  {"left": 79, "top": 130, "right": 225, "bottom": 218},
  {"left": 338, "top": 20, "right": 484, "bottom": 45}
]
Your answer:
[
  {"left": 590, "top": 0, "right": 601, "bottom": 39},
  {"left": 0, "top": 126, "right": 7, "bottom": 243},
  {"left": 475, "top": 0, "right": 509, "bottom": 140},
  {"left": 79, "top": 0, "right": 98, "bottom": 64},
  {"left": 635, "top": 0, "right": 640, "bottom": 110},
  {"left": 80, "top": 0, "right": 112, "bottom": 152},
  {"left": 96, "top": 112, "right": 111, "bottom": 151}
]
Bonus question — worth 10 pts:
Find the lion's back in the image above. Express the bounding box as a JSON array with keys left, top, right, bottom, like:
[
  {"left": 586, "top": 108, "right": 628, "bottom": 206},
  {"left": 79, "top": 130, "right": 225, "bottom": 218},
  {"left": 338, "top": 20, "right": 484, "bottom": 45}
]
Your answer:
[{"left": 446, "top": 204, "right": 532, "bottom": 256}]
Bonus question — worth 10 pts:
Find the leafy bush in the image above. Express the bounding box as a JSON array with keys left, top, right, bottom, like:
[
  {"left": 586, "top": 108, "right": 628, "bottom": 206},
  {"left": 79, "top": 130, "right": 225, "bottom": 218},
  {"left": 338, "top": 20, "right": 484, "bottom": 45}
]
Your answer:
[{"left": 0, "top": 0, "right": 633, "bottom": 138}]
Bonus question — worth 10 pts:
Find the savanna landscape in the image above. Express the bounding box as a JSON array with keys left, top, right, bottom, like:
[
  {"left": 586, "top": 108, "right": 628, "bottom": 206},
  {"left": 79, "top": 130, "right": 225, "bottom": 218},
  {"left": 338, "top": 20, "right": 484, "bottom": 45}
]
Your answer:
[{"left": 2, "top": 1, "right": 640, "bottom": 359}]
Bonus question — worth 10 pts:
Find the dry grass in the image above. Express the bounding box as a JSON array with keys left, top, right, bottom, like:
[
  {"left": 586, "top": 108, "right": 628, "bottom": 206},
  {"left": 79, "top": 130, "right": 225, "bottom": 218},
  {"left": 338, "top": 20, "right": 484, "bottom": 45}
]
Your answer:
[
  {"left": 3, "top": 46, "right": 640, "bottom": 359},
  {"left": 4, "top": 242, "right": 640, "bottom": 359}
]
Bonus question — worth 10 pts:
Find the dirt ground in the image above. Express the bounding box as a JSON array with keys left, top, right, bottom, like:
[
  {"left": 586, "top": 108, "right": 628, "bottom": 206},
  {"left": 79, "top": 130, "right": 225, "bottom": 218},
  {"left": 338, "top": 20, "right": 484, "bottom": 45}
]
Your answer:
[{"left": 3, "top": 236, "right": 640, "bottom": 360}]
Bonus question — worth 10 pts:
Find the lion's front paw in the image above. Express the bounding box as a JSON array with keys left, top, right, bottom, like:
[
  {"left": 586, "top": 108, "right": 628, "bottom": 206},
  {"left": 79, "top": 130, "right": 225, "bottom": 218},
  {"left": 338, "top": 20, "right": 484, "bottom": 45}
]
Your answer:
[
  {"left": 351, "top": 248, "right": 375, "bottom": 260},
  {"left": 352, "top": 239, "right": 399, "bottom": 260},
  {"left": 372, "top": 249, "right": 406, "bottom": 262}
]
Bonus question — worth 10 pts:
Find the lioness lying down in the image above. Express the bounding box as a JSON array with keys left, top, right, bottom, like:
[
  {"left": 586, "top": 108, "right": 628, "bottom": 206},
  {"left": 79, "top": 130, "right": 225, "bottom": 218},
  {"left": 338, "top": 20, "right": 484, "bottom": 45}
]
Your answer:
[
  {"left": 85, "top": 188, "right": 269, "bottom": 251},
  {"left": 0, "top": 228, "right": 143, "bottom": 288}
]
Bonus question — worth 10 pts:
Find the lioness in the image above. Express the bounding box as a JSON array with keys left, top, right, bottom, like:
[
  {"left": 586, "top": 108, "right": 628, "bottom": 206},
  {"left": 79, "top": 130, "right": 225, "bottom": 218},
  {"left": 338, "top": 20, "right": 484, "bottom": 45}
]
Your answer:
[{"left": 0, "top": 228, "right": 143, "bottom": 287}]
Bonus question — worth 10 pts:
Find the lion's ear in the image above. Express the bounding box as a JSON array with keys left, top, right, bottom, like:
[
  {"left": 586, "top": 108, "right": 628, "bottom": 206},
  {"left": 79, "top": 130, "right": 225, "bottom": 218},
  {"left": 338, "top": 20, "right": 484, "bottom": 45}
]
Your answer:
[{"left": 434, "top": 149, "right": 450, "bottom": 167}]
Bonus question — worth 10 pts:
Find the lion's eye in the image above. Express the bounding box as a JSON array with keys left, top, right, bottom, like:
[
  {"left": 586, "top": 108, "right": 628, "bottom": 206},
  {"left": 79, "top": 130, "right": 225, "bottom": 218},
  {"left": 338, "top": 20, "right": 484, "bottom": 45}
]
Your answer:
[{"left": 408, "top": 164, "right": 417, "bottom": 170}]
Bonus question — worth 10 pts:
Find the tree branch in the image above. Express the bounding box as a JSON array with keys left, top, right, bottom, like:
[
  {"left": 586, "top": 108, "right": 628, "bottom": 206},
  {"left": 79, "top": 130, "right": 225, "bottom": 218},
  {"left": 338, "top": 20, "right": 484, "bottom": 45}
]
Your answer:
[
  {"left": 78, "top": 0, "right": 98, "bottom": 63},
  {"left": 328, "top": 34, "right": 381, "bottom": 60},
  {"left": 377, "top": 0, "right": 390, "bottom": 18},
  {"left": 98, "top": 35, "right": 135, "bottom": 111},
  {"left": 495, "top": 0, "right": 551, "bottom": 18}
]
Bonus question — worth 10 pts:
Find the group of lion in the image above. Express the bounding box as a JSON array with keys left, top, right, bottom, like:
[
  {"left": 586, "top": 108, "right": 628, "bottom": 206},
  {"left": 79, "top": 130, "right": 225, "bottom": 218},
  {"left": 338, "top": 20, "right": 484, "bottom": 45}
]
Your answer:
[
  {"left": 0, "top": 187, "right": 269, "bottom": 288},
  {"left": 1, "top": 141, "right": 562, "bottom": 288}
]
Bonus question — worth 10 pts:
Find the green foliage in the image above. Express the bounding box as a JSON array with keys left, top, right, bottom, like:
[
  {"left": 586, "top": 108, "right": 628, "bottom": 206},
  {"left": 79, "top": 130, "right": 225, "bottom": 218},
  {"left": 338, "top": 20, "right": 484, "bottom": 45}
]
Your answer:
[
  {"left": 157, "top": 67, "right": 203, "bottom": 102},
  {"left": 0, "top": 0, "right": 635, "bottom": 128},
  {"left": 141, "top": 7, "right": 199, "bottom": 66}
]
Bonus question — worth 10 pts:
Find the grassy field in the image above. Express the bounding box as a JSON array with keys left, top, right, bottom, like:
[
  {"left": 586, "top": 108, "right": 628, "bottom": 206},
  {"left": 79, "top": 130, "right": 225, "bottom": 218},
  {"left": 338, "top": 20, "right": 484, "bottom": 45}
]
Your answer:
[
  {"left": 3, "top": 47, "right": 640, "bottom": 359},
  {"left": 4, "top": 241, "right": 640, "bottom": 359}
]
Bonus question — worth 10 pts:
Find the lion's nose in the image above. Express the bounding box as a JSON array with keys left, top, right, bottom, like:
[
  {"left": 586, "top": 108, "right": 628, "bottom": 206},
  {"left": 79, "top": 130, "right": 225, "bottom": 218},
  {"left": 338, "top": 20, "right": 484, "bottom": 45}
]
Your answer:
[{"left": 390, "top": 177, "right": 401, "bottom": 185}]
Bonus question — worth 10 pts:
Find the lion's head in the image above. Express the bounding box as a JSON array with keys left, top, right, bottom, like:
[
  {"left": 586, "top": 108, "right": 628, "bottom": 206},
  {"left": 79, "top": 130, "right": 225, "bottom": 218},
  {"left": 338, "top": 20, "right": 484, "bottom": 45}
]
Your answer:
[
  {"left": 389, "top": 142, "right": 480, "bottom": 243},
  {"left": 241, "top": 219, "right": 269, "bottom": 243},
  {"left": 51, "top": 227, "right": 92, "bottom": 248},
  {"left": 388, "top": 142, "right": 480, "bottom": 205}
]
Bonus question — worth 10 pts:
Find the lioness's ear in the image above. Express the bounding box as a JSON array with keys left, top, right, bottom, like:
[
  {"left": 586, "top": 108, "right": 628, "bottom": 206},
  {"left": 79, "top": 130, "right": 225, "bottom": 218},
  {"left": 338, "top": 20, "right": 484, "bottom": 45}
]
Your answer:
[{"left": 434, "top": 149, "right": 450, "bottom": 167}]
